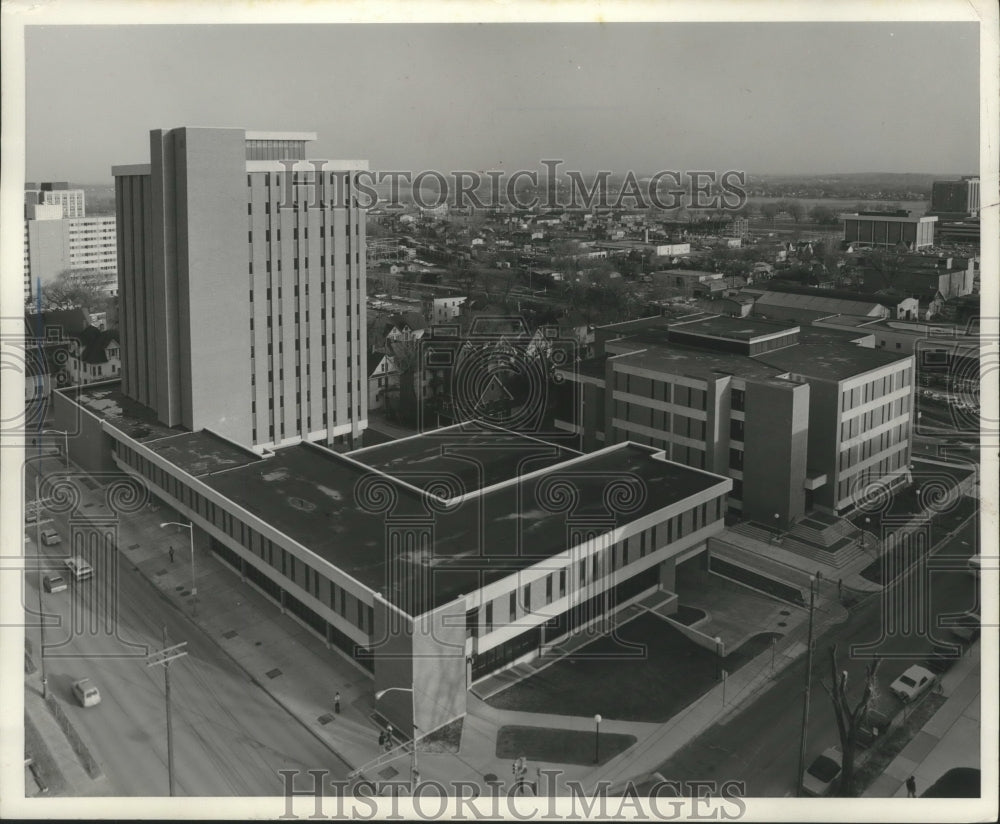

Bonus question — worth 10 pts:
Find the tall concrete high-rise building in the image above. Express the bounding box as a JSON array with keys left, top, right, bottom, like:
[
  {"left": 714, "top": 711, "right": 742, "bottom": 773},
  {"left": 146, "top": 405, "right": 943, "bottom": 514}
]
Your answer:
[{"left": 112, "top": 127, "right": 368, "bottom": 451}]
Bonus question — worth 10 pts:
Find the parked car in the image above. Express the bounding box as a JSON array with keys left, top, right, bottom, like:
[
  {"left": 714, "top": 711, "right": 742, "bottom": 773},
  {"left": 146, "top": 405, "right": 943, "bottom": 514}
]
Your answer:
[
  {"left": 42, "top": 574, "right": 67, "bottom": 594},
  {"left": 71, "top": 678, "right": 101, "bottom": 708},
  {"left": 947, "top": 611, "right": 980, "bottom": 643},
  {"left": 802, "top": 747, "right": 842, "bottom": 797},
  {"left": 25, "top": 507, "right": 42, "bottom": 524},
  {"left": 39, "top": 529, "right": 62, "bottom": 546},
  {"left": 924, "top": 643, "right": 961, "bottom": 674},
  {"left": 889, "top": 665, "right": 936, "bottom": 703}
]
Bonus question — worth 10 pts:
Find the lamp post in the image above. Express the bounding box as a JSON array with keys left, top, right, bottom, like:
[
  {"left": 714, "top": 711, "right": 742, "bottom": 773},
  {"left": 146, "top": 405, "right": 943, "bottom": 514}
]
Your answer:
[
  {"left": 42, "top": 429, "right": 69, "bottom": 467},
  {"left": 375, "top": 686, "right": 419, "bottom": 788},
  {"left": 864, "top": 516, "right": 871, "bottom": 551},
  {"left": 159, "top": 522, "right": 196, "bottom": 612},
  {"left": 594, "top": 714, "right": 602, "bottom": 764}
]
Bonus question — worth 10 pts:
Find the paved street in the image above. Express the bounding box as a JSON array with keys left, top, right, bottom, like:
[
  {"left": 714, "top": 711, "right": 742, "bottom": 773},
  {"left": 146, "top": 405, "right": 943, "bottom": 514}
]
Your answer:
[
  {"left": 24, "top": 456, "right": 350, "bottom": 796},
  {"left": 654, "top": 518, "right": 979, "bottom": 796}
]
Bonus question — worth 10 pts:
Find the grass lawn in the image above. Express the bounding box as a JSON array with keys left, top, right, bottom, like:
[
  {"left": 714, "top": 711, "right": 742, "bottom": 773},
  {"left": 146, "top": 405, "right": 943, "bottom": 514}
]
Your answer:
[
  {"left": 495, "top": 725, "right": 636, "bottom": 767},
  {"left": 486, "top": 612, "right": 776, "bottom": 723}
]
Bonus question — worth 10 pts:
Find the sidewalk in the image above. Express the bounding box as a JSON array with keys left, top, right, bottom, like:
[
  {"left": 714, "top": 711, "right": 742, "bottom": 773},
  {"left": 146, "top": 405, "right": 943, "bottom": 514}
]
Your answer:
[
  {"left": 863, "top": 645, "right": 981, "bottom": 798},
  {"left": 23, "top": 667, "right": 111, "bottom": 796}
]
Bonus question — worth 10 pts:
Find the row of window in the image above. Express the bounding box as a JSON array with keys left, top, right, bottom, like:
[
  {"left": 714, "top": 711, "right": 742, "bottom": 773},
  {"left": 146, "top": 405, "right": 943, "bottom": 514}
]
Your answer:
[
  {"left": 839, "top": 423, "right": 909, "bottom": 471},
  {"left": 840, "top": 397, "right": 909, "bottom": 440},
  {"left": 614, "top": 403, "right": 707, "bottom": 441},
  {"left": 467, "top": 498, "right": 724, "bottom": 637},
  {"left": 615, "top": 373, "right": 708, "bottom": 411},
  {"left": 114, "top": 443, "right": 374, "bottom": 635},
  {"left": 840, "top": 368, "right": 911, "bottom": 412},
  {"left": 835, "top": 448, "right": 908, "bottom": 503}
]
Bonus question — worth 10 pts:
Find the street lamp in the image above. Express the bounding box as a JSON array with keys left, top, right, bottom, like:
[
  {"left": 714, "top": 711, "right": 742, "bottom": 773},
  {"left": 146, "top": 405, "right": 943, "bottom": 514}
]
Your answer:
[
  {"left": 593, "top": 714, "right": 602, "bottom": 764},
  {"left": 375, "top": 686, "right": 419, "bottom": 787},
  {"left": 796, "top": 571, "right": 821, "bottom": 797},
  {"left": 863, "top": 516, "right": 871, "bottom": 550},
  {"left": 159, "top": 522, "right": 196, "bottom": 611}
]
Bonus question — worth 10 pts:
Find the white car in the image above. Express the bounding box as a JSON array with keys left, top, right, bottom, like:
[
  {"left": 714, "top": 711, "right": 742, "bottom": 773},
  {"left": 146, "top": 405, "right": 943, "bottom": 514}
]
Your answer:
[
  {"left": 890, "top": 665, "right": 936, "bottom": 703},
  {"left": 802, "top": 747, "right": 842, "bottom": 797},
  {"left": 71, "top": 678, "right": 101, "bottom": 708}
]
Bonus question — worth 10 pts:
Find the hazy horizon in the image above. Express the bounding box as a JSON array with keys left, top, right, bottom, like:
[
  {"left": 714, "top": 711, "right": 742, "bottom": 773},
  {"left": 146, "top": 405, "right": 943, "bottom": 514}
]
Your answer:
[{"left": 26, "top": 23, "right": 979, "bottom": 182}]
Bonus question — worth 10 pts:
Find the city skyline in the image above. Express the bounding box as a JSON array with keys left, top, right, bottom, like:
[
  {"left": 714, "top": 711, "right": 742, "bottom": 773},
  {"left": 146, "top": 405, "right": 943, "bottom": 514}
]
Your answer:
[{"left": 26, "top": 21, "right": 979, "bottom": 182}]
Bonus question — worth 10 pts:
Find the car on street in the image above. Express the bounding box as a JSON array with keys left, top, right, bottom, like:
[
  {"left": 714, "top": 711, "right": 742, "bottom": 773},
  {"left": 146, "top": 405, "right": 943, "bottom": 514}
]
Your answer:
[
  {"left": 889, "top": 665, "right": 936, "bottom": 703},
  {"left": 947, "top": 611, "right": 980, "bottom": 643},
  {"left": 39, "top": 529, "right": 62, "bottom": 546},
  {"left": 802, "top": 747, "right": 842, "bottom": 797},
  {"left": 64, "top": 556, "right": 94, "bottom": 582},
  {"left": 42, "top": 574, "right": 67, "bottom": 593},
  {"left": 71, "top": 678, "right": 102, "bottom": 708}
]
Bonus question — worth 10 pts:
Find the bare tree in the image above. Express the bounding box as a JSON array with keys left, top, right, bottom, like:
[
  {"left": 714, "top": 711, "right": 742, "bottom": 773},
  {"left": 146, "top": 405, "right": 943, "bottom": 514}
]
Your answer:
[
  {"left": 822, "top": 645, "right": 880, "bottom": 797},
  {"left": 41, "top": 269, "right": 115, "bottom": 314}
]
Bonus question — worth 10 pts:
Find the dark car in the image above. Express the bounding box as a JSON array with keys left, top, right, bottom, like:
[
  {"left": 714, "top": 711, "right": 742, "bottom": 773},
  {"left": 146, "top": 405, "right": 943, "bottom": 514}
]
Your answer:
[{"left": 947, "top": 612, "right": 980, "bottom": 644}]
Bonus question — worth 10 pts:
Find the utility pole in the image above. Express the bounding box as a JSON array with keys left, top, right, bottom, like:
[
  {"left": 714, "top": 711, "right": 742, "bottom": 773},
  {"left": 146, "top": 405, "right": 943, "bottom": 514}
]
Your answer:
[
  {"left": 796, "top": 572, "right": 820, "bottom": 797},
  {"left": 147, "top": 627, "right": 188, "bottom": 796}
]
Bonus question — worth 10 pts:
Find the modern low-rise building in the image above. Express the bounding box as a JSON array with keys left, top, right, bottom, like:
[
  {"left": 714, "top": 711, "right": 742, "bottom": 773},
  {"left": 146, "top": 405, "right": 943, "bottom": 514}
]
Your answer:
[
  {"left": 52, "top": 384, "right": 731, "bottom": 736},
  {"left": 841, "top": 211, "right": 937, "bottom": 250},
  {"left": 555, "top": 313, "right": 915, "bottom": 524}
]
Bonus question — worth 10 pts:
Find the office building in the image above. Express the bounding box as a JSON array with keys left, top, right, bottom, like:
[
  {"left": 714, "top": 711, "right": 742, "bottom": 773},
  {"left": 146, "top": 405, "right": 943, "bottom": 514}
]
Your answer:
[
  {"left": 841, "top": 211, "right": 937, "bottom": 250},
  {"left": 555, "top": 313, "right": 914, "bottom": 524},
  {"left": 113, "top": 127, "right": 368, "bottom": 450},
  {"left": 53, "top": 380, "right": 731, "bottom": 735},
  {"left": 929, "top": 176, "right": 980, "bottom": 220}
]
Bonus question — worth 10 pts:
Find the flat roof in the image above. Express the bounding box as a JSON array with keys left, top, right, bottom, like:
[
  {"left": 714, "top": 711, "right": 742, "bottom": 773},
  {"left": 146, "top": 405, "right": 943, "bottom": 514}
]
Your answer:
[
  {"left": 667, "top": 315, "right": 799, "bottom": 341},
  {"left": 201, "top": 438, "right": 727, "bottom": 614},
  {"left": 62, "top": 383, "right": 183, "bottom": 443},
  {"left": 146, "top": 431, "right": 262, "bottom": 477},
  {"left": 609, "top": 337, "right": 790, "bottom": 384},
  {"left": 347, "top": 423, "right": 580, "bottom": 493},
  {"left": 757, "top": 342, "right": 911, "bottom": 382}
]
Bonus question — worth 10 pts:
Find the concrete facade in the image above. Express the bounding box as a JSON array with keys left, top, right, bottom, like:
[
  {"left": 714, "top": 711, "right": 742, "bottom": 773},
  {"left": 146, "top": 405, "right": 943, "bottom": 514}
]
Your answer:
[
  {"left": 55, "top": 384, "right": 731, "bottom": 736},
  {"left": 842, "top": 212, "right": 937, "bottom": 250},
  {"left": 558, "top": 314, "right": 915, "bottom": 520},
  {"left": 113, "top": 127, "right": 368, "bottom": 450}
]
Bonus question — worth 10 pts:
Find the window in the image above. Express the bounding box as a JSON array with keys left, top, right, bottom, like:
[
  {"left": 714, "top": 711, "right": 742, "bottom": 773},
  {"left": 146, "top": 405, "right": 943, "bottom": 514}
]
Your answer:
[
  {"left": 731, "top": 388, "right": 745, "bottom": 411},
  {"left": 545, "top": 574, "right": 553, "bottom": 604},
  {"left": 559, "top": 569, "right": 566, "bottom": 597},
  {"left": 485, "top": 602, "right": 494, "bottom": 632},
  {"left": 522, "top": 584, "right": 531, "bottom": 613},
  {"left": 509, "top": 591, "right": 517, "bottom": 621},
  {"left": 729, "top": 419, "right": 744, "bottom": 441},
  {"left": 729, "top": 448, "right": 743, "bottom": 470}
]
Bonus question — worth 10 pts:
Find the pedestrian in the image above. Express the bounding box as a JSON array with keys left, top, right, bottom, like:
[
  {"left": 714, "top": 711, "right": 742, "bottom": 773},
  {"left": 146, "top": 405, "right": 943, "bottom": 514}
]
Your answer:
[
  {"left": 906, "top": 776, "right": 916, "bottom": 798},
  {"left": 169, "top": 546, "right": 175, "bottom": 563},
  {"left": 334, "top": 691, "right": 341, "bottom": 715},
  {"left": 378, "top": 730, "right": 386, "bottom": 749},
  {"left": 385, "top": 724, "right": 393, "bottom": 750}
]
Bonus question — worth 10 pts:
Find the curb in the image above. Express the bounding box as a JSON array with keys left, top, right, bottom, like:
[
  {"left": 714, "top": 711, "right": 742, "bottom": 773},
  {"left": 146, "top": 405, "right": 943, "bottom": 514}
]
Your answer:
[{"left": 44, "top": 694, "right": 103, "bottom": 780}]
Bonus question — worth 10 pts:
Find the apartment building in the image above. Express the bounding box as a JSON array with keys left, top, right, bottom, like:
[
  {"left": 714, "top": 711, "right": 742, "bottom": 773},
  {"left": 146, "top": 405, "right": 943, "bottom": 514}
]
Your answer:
[
  {"left": 556, "top": 314, "right": 914, "bottom": 524},
  {"left": 23, "top": 209, "right": 117, "bottom": 304},
  {"left": 113, "top": 127, "right": 368, "bottom": 450}
]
